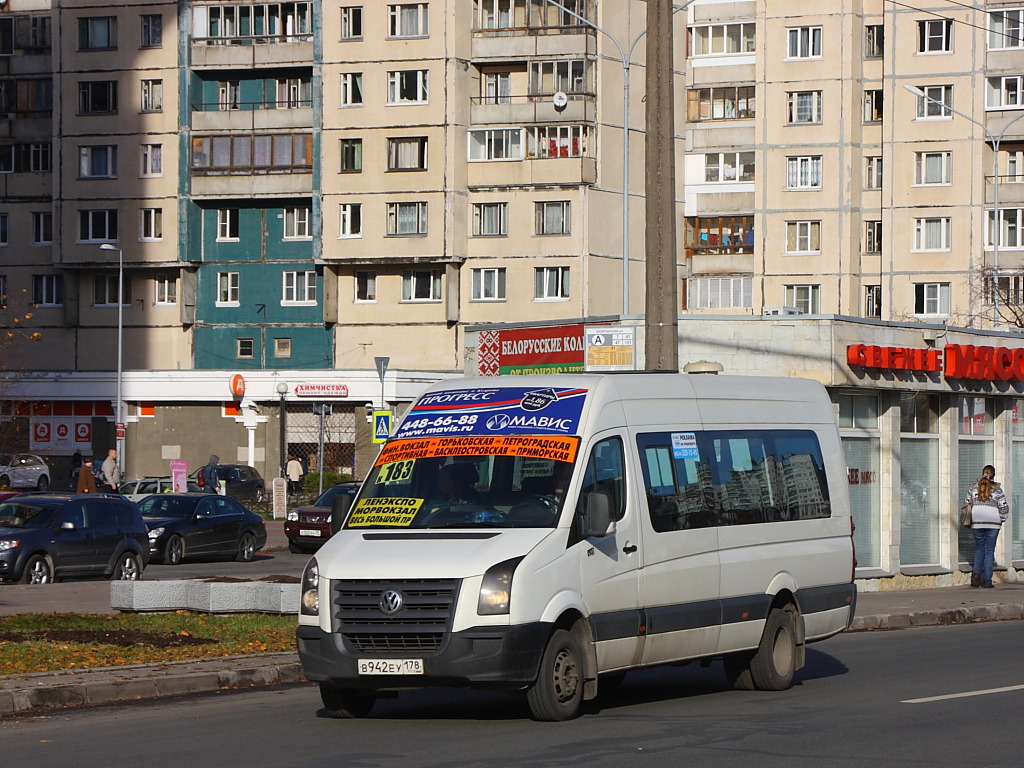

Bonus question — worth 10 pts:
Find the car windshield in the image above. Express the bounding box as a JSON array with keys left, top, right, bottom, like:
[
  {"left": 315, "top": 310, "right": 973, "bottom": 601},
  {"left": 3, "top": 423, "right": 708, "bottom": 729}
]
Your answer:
[
  {"left": 314, "top": 485, "right": 355, "bottom": 507},
  {"left": 0, "top": 502, "right": 59, "bottom": 529},
  {"left": 138, "top": 496, "right": 200, "bottom": 519},
  {"left": 343, "top": 436, "right": 579, "bottom": 531}
]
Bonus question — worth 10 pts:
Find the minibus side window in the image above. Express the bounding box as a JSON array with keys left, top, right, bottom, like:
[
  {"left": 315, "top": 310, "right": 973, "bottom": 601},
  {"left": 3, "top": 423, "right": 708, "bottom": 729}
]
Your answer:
[{"left": 579, "top": 437, "right": 626, "bottom": 522}]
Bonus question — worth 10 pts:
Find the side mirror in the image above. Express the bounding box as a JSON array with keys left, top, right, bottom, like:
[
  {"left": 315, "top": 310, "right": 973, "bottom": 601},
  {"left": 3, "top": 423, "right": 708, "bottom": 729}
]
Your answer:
[
  {"left": 580, "top": 491, "right": 615, "bottom": 538},
  {"left": 330, "top": 494, "right": 353, "bottom": 535},
  {"left": 60, "top": 521, "right": 76, "bottom": 531},
  {"left": 194, "top": 510, "right": 210, "bottom": 519}
]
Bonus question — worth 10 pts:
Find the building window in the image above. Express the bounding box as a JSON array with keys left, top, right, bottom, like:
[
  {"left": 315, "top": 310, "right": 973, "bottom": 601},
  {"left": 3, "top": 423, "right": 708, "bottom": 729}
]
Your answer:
[
  {"left": 141, "top": 14, "right": 162, "bottom": 48},
  {"left": 141, "top": 144, "right": 162, "bottom": 177},
  {"left": 277, "top": 77, "right": 312, "bottom": 108},
  {"left": 686, "top": 216, "right": 755, "bottom": 254},
  {"left": 283, "top": 207, "right": 311, "bottom": 239},
  {"left": 784, "top": 284, "right": 820, "bottom": 314},
  {"left": 987, "top": 208, "right": 1024, "bottom": 248},
  {"left": 687, "top": 85, "right": 756, "bottom": 121},
  {"left": 918, "top": 18, "right": 952, "bottom": 53},
  {"left": 472, "top": 267, "right": 506, "bottom": 300},
  {"left": 535, "top": 266, "right": 569, "bottom": 300},
  {"left": 218, "top": 81, "right": 240, "bottom": 110},
  {"left": 986, "top": 272, "right": 1024, "bottom": 305},
  {"left": 282, "top": 270, "right": 316, "bottom": 304},
  {"left": 915, "top": 282, "right": 950, "bottom": 315},
  {"left": 913, "top": 217, "right": 952, "bottom": 251},
  {"left": 1006, "top": 149, "right": 1024, "bottom": 182},
  {"left": 386, "top": 202, "right": 427, "bottom": 235},
  {"left": 79, "top": 81, "right": 117, "bottom": 114},
  {"left": 78, "top": 209, "right": 117, "bottom": 242},
  {"left": 79, "top": 16, "right": 116, "bottom": 50},
  {"left": 865, "top": 156, "right": 883, "bottom": 189},
  {"left": 340, "top": 6, "right": 363, "bottom": 40},
  {"left": 340, "top": 138, "right": 362, "bottom": 172},
  {"left": 865, "top": 24, "right": 884, "bottom": 57},
  {"left": 865, "top": 220, "right": 882, "bottom": 253},
  {"left": 274, "top": 338, "right": 291, "bottom": 358},
  {"left": 140, "top": 208, "right": 163, "bottom": 241},
  {"left": 387, "top": 137, "right": 427, "bottom": 171},
  {"left": 472, "top": 202, "right": 508, "bottom": 236},
  {"left": 986, "top": 76, "right": 1024, "bottom": 109},
  {"left": 865, "top": 285, "right": 882, "bottom": 317},
  {"left": 468, "top": 128, "right": 524, "bottom": 161},
  {"left": 705, "top": 151, "right": 755, "bottom": 183},
  {"left": 29, "top": 144, "right": 50, "bottom": 172},
  {"left": 29, "top": 16, "right": 52, "bottom": 50},
  {"left": 217, "top": 271, "right": 240, "bottom": 305},
  {"left": 387, "top": 70, "right": 428, "bottom": 105},
  {"left": 0, "top": 212, "right": 6, "bottom": 245},
  {"left": 401, "top": 269, "right": 441, "bottom": 301},
  {"left": 914, "top": 84, "right": 953, "bottom": 118},
  {"left": 0, "top": 143, "right": 52, "bottom": 174},
  {"left": 785, "top": 221, "right": 821, "bottom": 253},
  {"left": 527, "top": 125, "right": 588, "bottom": 158},
  {"left": 339, "top": 73, "right": 363, "bottom": 106},
  {"left": 915, "top": 151, "right": 952, "bottom": 185},
  {"left": 990, "top": 9, "right": 1024, "bottom": 49},
  {"left": 32, "top": 212, "right": 52, "bottom": 245},
  {"left": 388, "top": 3, "right": 428, "bottom": 38},
  {"left": 785, "top": 156, "right": 821, "bottom": 189},
  {"left": 787, "top": 26, "right": 822, "bottom": 59},
  {"left": 80, "top": 145, "right": 117, "bottom": 178},
  {"left": 863, "top": 89, "right": 883, "bottom": 122},
  {"left": 217, "top": 209, "right": 239, "bottom": 241},
  {"left": 191, "top": 134, "right": 313, "bottom": 174},
  {"left": 535, "top": 201, "right": 570, "bottom": 235},
  {"left": 154, "top": 274, "right": 177, "bottom": 305},
  {"left": 483, "top": 72, "right": 511, "bottom": 104},
  {"left": 141, "top": 79, "right": 162, "bottom": 112},
  {"left": 94, "top": 274, "right": 130, "bottom": 306},
  {"left": 687, "top": 275, "right": 752, "bottom": 309},
  {"left": 689, "top": 22, "right": 756, "bottom": 56},
  {"left": 0, "top": 18, "right": 11, "bottom": 55},
  {"left": 33, "top": 274, "right": 63, "bottom": 306},
  {"left": 237, "top": 338, "right": 254, "bottom": 359},
  {"left": 339, "top": 203, "right": 362, "bottom": 238},
  {"left": 786, "top": 91, "right": 822, "bottom": 124},
  {"left": 355, "top": 270, "right": 376, "bottom": 302},
  {"left": 529, "top": 60, "right": 588, "bottom": 97},
  {"left": 202, "top": 3, "right": 311, "bottom": 43}
]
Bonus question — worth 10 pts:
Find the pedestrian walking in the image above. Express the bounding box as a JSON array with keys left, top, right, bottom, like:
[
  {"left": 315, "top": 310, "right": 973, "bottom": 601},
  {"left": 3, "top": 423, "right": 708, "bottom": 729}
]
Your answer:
[
  {"left": 76, "top": 457, "right": 97, "bottom": 494},
  {"left": 100, "top": 448, "right": 121, "bottom": 492},
  {"left": 963, "top": 464, "right": 1009, "bottom": 588}
]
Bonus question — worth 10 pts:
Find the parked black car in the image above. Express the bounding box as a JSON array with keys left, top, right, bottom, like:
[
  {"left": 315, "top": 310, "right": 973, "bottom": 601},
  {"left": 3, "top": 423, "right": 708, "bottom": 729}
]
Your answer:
[
  {"left": 284, "top": 482, "right": 360, "bottom": 553},
  {"left": 191, "top": 464, "right": 266, "bottom": 503},
  {"left": 138, "top": 492, "right": 268, "bottom": 564},
  {"left": 0, "top": 493, "right": 149, "bottom": 584}
]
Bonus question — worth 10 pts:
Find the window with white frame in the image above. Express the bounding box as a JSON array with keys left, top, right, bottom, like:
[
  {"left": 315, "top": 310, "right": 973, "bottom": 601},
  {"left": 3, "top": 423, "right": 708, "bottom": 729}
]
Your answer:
[
  {"left": 217, "top": 271, "right": 239, "bottom": 305},
  {"left": 277, "top": 77, "right": 312, "bottom": 108},
  {"left": 140, "top": 208, "right": 162, "bottom": 240},
  {"left": 388, "top": 137, "right": 427, "bottom": 170},
  {"left": 339, "top": 73, "right": 363, "bottom": 106},
  {"left": 784, "top": 284, "right": 820, "bottom": 314},
  {"left": 94, "top": 274, "right": 130, "bottom": 306},
  {"left": 387, "top": 70, "right": 428, "bottom": 104},
  {"left": 787, "top": 26, "right": 821, "bottom": 59},
  {"left": 339, "top": 203, "right": 362, "bottom": 237},
  {"left": 274, "top": 338, "right": 291, "bottom": 358},
  {"left": 529, "top": 60, "right": 587, "bottom": 97},
  {"left": 915, "top": 282, "right": 950, "bottom": 315},
  {"left": 401, "top": 268, "right": 441, "bottom": 301},
  {"left": 918, "top": 18, "right": 952, "bottom": 53},
  {"left": 79, "top": 209, "right": 117, "bottom": 242},
  {"left": 786, "top": 156, "right": 821, "bottom": 189},
  {"left": 355, "top": 270, "right": 376, "bottom": 301},
  {"left": 218, "top": 80, "right": 240, "bottom": 110},
  {"left": 536, "top": 201, "right": 570, "bottom": 235},
  {"left": 388, "top": 3, "right": 428, "bottom": 38},
  {"left": 340, "top": 6, "right": 363, "bottom": 39},
  {"left": 141, "top": 79, "right": 162, "bottom": 112},
  {"left": 986, "top": 75, "right": 1024, "bottom": 109},
  {"left": 32, "top": 212, "right": 52, "bottom": 245},
  {"left": 865, "top": 24, "right": 884, "bottom": 57},
  {"left": 386, "top": 202, "right": 427, "bottom": 235},
  {"left": 913, "top": 217, "right": 952, "bottom": 251},
  {"left": 483, "top": 72, "right": 511, "bottom": 104},
  {"left": 865, "top": 284, "right": 882, "bottom": 317},
  {"left": 988, "top": 208, "right": 1024, "bottom": 248},
  {"left": 283, "top": 207, "right": 311, "bottom": 239},
  {"left": 687, "top": 275, "right": 752, "bottom": 309},
  {"left": 863, "top": 89, "right": 883, "bottom": 122},
  {"left": 865, "top": 220, "right": 882, "bottom": 253},
  {"left": 705, "top": 151, "right": 755, "bottom": 182},
  {"left": 141, "top": 144, "right": 162, "bottom": 176},
  {"left": 1006, "top": 149, "right": 1024, "bottom": 182},
  {"left": 990, "top": 8, "right": 1024, "bottom": 49},
  {"left": 915, "top": 151, "right": 952, "bottom": 184},
  {"left": 865, "top": 156, "right": 883, "bottom": 189},
  {"left": 141, "top": 14, "right": 162, "bottom": 47},
  {"left": 236, "top": 338, "right": 254, "bottom": 359},
  {"left": 527, "top": 125, "right": 588, "bottom": 158},
  {"left": 80, "top": 145, "right": 117, "bottom": 178},
  {"left": 786, "top": 90, "right": 822, "bottom": 123},
  {"left": 473, "top": 202, "right": 508, "bottom": 236},
  {"left": 340, "top": 138, "right": 362, "bottom": 172},
  {"left": 468, "top": 128, "right": 523, "bottom": 161},
  {"left": 217, "top": 209, "right": 239, "bottom": 240},
  {"left": 33, "top": 274, "right": 62, "bottom": 305},
  {"left": 472, "top": 267, "right": 506, "bottom": 300},
  {"left": 79, "top": 16, "right": 116, "bottom": 50},
  {"left": 689, "top": 22, "right": 756, "bottom": 56},
  {"left": 0, "top": 212, "right": 7, "bottom": 246},
  {"left": 282, "top": 270, "right": 316, "bottom": 304},
  {"left": 534, "top": 266, "right": 569, "bottom": 299},
  {"left": 915, "top": 84, "right": 953, "bottom": 118},
  {"left": 29, "top": 144, "right": 50, "bottom": 172},
  {"left": 154, "top": 274, "right": 177, "bottom": 305},
  {"left": 785, "top": 221, "right": 820, "bottom": 253},
  {"left": 987, "top": 272, "right": 1024, "bottom": 305}
]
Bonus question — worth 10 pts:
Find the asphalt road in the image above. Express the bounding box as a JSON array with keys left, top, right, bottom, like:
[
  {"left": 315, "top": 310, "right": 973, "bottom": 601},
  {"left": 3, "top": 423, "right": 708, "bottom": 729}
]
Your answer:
[{"left": 2, "top": 621, "right": 1019, "bottom": 768}]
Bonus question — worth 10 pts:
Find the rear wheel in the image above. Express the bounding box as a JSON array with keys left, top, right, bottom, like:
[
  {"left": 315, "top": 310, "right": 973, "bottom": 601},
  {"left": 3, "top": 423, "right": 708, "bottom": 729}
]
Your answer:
[
  {"left": 164, "top": 535, "right": 184, "bottom": 565},
  {"left": 110, "top": 552, "right": 143, "bottom": 581},
  {"left": 36, "top": 475, "right": 49, "bottom": 492},
  {"left": 0, "top": 475, "right": 9, "bottom": 489},
  {"left": 526, "top": 628, "right": 584, "bottom": 721},
  {"left": 20, "top": 554, "right": 54, "bottom": 584},
  {"left": 236, "top": 532, "right": 256, "bottom": 562},
  {"left": 319, "top": 684, "right": 375, "bottom": 718},
  {"left": 749, "top": 608, "right": 798, "bottom": 691}
]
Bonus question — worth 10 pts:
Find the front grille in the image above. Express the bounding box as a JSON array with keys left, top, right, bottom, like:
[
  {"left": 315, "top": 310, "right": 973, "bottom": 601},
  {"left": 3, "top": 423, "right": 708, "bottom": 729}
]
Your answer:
[
  {"left": 298, "top": 513, "right": 325, "bottom": 524},
  {"left": 333, "top": 578, "right": 459, "bottom": 655}
]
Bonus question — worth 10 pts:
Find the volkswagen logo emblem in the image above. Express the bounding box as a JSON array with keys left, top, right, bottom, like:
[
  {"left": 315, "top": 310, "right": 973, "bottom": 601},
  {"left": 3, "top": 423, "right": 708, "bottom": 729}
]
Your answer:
[{"left": 379, "top": 589, "right": 403, "bottom": 615}]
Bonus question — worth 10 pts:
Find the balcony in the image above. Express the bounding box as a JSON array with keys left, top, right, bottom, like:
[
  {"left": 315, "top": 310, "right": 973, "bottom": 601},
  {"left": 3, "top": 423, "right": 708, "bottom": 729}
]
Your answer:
[
  {"left": 472, "top": 27, "right": 595, "bottom": 61},
  {"left": 471, "top": 93, "right": 595, "bottom": 125},
  {"left": 987, "top": 175, "right": 1024, "bottom": 205},
  {"left": 191, "top": 172, "right": 312, "bottom": 198},
  {"left": 191, "top": 103, "right": 313, "bottom": 131},
  {"left": 190, "top": 37, "right": 313, "bottom": 68},
  {"left": 467, "top": 156, "right": 596, "bottom": 187}
]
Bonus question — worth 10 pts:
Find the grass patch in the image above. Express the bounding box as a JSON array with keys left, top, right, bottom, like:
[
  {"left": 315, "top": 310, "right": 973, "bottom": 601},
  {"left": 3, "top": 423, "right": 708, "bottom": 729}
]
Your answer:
[{"left": 0, "top": 612, "right": 296, "bottom": 676}]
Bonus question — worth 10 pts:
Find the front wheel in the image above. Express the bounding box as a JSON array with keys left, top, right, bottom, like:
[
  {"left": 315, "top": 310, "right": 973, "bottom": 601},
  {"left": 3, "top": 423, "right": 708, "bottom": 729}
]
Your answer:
[
  {"left": 0, "top": 475, "right": 9, "bottom": 489},
  {"left": 749, "top": 607, "right": 798, "bottom": 691},
  {"left": 319, "top": 684, "right": 375, "bottom": 718},
  {"left": 20, "top": 554, "right": 54, "bottom": 584},
  {"left": 526, "top": 628, "right": 584, "bottom": 721},
  {"left": 164, "top": 535, "right": 185, "bottom": 565},
  {"left": 236, "top": 532, "right": 256, "bottom": 562},
  {"left": 36, "top": 475, "right": 49, "bottom": 492},
  {"left": 110, "top": 552, "right": 143, "bottom": 581},
  {"left": 253, "top": 486, "right": 265, "bottom": 503},
  {"left": 288, "top": 540, "right": 308, "bottom": 555}
]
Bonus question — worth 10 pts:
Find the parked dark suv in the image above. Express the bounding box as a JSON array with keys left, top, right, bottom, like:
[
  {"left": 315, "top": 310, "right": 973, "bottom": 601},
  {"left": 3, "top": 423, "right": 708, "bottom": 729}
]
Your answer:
[
  {"left": 192, "top": 465, "right": 266, "bottom": 503},
  {"left": 284, "top": 482, "right": 359, "bottom": 553},
  {"left": 0, "top": 493, "right": 150, "bottom": 584}
]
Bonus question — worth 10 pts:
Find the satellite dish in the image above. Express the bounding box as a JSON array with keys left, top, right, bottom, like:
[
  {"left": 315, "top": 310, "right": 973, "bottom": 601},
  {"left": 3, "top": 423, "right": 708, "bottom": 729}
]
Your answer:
[{"left": 553, "top": 91, "right": 568, "bottom": 110}]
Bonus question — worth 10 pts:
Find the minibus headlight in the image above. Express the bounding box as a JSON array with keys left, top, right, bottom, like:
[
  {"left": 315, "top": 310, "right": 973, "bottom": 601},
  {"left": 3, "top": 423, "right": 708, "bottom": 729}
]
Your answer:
[
  {"left": 477, "top": 557, "right": 524, "bottom": 615},
  {"left": 300, "top": 558, "right": 320, "bottom": 616}
]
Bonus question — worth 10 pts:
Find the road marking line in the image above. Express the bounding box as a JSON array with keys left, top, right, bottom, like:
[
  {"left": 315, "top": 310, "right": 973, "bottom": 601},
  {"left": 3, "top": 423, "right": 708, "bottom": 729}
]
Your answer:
[{"left": 903, "top": 684, "right": 1024, "bottom": 704}]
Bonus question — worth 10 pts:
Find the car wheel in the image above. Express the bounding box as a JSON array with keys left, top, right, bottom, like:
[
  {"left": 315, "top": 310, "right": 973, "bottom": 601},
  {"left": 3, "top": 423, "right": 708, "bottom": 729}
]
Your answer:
[
  {"left": 254, "top": 486, "right": 265, "bottom": 503},
  {"left": 319, "top": 683, "right": 375, "bottom": 718},
  {"left": 526, "top": 628, "right": 585, "bottom": 721},
  {"left": 0, "top": 475, "right": 9, "bottom": 489},
  {"left": 19, "top": 554, "right": 54, "bottom": 585},
  {"left": 236, "top": 532, "right": 256, "bottom": 562},
  {"left": 164, "top": 535, "right": 185, "bottom": 566},
  {"left": 110, "top": 552, "right": 143, "bottom": 581},
  {"left": 288, "top": 540, "right": 307, "bottom": 554},
  {"left": 749, "top": 607, "right": 798, "bottom": 691},
  {"left": 36, "top": 475, "right": 49, "bottom": 492}
]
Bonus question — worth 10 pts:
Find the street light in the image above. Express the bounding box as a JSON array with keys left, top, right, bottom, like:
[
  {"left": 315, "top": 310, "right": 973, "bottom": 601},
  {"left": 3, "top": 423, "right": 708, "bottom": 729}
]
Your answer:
[
  {"left": 99, "top": 243, "right": 124, "bottom": 474},
  {"left": 276, "top": 381, "right": 288, "bottom": 479},
  {"left": 905, "top": 84, "right": 1024, "bottom": 324}
]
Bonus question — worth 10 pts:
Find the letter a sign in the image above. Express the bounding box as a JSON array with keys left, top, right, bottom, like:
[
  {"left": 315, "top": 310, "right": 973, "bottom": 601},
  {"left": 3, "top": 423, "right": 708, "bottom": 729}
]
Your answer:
[{"left": 372, "top": 411, "right": 392, "bottom": 444}]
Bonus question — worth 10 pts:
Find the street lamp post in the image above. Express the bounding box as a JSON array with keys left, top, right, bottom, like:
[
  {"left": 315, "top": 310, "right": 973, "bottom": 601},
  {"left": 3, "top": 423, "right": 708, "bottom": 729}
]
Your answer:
[
  {"left": 905, "top": 85, "right": 1024, "bottom": 324},
  {"left": 99, "top": 244, "right": 124, "bottom": 474},
  {"left": 276, "top": 382, "right": 288, "bottom": 480}
]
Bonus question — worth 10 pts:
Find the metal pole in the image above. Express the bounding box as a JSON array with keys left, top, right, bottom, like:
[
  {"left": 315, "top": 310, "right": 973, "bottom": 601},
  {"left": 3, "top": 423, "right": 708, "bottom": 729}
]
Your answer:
[
  {"left": 101, "top": 244, "right": 124, "bottom": 474},
  {"left": 278, "top": 394, "right": 287, "bottom": 478},
  {"left": 318, "top": 404, "right": 325, "bottom": 497}
]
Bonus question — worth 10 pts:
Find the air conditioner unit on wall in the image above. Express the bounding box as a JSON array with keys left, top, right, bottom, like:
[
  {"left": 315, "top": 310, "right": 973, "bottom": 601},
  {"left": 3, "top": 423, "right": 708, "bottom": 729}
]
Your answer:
[{"left": 762, "top": 306, "right": 803, "bottom": 316}]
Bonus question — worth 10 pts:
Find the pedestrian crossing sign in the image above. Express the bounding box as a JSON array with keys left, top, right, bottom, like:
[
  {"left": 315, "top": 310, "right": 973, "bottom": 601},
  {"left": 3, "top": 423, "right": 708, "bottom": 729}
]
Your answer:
[{"left": 372, "top": 411, "right": 392, "bottom": 443}]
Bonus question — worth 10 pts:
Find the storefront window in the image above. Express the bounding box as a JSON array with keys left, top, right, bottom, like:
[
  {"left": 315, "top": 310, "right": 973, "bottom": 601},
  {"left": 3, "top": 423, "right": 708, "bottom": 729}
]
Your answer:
[
  {"left": 836, "top": 393, "right": 878, "bottom": 428},
  {"left": 959, "top": 396, "right": 994, "bottom": 436},
  {"left": 958, "top": 440, "right": 994, "bottom": 565},
  {"left": 1012, "top": 441, "right": 1024, "bottom": 561},
  {"left": 900, "top": 393, "right": 939, "bottom": 433},
  {"left": 843, "top": 436, "right": 880, "bottom": 568},
  {"left": 900, "top": 437, "right": 940, "bottom": 566}
]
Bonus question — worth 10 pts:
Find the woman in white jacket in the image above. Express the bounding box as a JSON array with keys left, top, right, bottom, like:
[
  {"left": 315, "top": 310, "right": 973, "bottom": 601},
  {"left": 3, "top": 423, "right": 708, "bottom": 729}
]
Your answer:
[{"left": 964, "top": 465, "right": 1009, "bottom": 588}]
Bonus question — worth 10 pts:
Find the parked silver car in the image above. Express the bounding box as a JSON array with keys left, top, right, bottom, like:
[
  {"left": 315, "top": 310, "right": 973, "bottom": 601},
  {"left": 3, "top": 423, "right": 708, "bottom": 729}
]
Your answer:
[
  {"left": 119, "top": 477, "right": 207, "bottom": 502},
  {"left": 0, "top": 453, "right": 50, "bottom": 491}
]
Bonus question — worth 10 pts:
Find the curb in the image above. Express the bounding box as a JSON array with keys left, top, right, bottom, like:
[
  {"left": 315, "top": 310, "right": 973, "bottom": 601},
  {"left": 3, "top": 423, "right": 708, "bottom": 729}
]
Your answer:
[{"left": 848, "top": 602, "right": 1024, "bottom": 631}]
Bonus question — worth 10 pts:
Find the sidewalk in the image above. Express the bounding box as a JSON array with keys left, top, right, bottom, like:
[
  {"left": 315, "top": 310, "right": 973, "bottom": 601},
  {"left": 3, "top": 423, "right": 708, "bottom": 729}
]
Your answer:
[{"left": 2, "top": 582, "right": 1023, "bottom": 717}]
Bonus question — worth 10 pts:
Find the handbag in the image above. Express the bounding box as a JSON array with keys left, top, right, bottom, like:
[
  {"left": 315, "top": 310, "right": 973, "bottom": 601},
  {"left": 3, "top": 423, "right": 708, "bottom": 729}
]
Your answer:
[{"left": 960, "top": 503, "right": 973, "bottom": 527}]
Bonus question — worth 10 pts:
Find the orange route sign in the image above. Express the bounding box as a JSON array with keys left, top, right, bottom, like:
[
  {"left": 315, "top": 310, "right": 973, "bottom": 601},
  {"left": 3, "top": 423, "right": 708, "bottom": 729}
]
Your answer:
[{"left": 375, "top": 435, "right": 580, "bottom": 466}]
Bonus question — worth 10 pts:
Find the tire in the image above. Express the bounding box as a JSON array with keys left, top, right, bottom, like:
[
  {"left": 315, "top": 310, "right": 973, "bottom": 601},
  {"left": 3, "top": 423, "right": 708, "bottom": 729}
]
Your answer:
[
  {"left": 288, "top": 540, "right": 307, "bottom": 555},
  {"left": 164, "top": 535, "right": 185, "bottom": 565},
  {"left": 526, "top": 628, "right": 585, "bottom": 721},
  {"left": 110, "top": 552, "right": 143, "bottom": 581},
  {"left": 19, "top": 554, "right": 54, "bottom": 584},
  {"left": 319, "top": 683, "right": 375, "bottom": 718},
  {"left": 36, "top": 475, "right": 49, "bottom": 492},
  {"left": 748, "top": 608, "right": 798, "bottom": 691},
  {"left": 236, "top": 532, "right": 256, "bottom": 562},
  {"left": 0, "top": 475, "right": 9, "bottom": 489},
  {"left": 253, "top": 486, "right": 265, "bottom": 503}
]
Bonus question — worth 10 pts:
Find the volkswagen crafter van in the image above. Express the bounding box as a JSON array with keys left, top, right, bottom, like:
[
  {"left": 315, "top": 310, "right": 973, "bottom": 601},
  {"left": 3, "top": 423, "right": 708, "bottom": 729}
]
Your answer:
[{"left": 296, "top": 374, "right": 856, "bottom": 720}]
